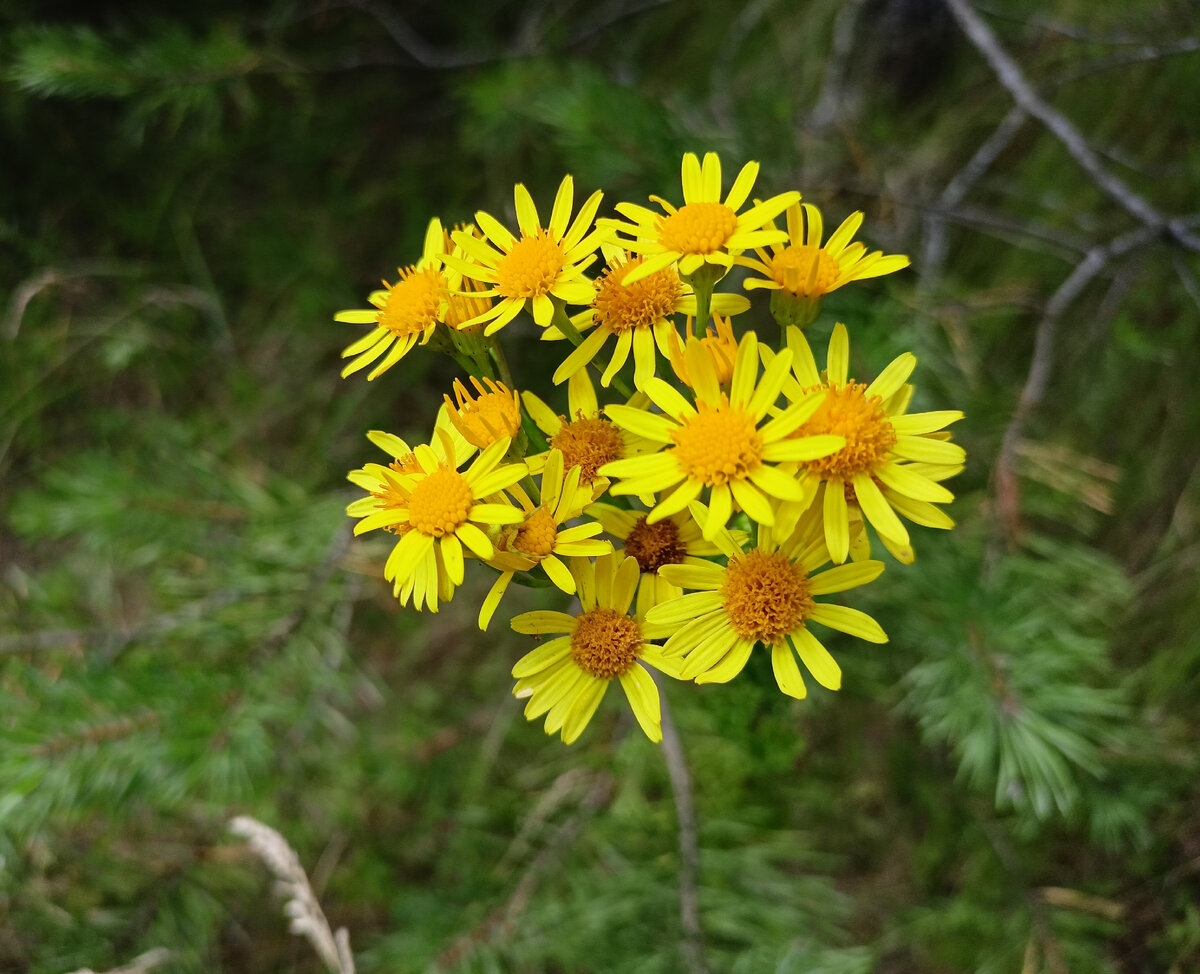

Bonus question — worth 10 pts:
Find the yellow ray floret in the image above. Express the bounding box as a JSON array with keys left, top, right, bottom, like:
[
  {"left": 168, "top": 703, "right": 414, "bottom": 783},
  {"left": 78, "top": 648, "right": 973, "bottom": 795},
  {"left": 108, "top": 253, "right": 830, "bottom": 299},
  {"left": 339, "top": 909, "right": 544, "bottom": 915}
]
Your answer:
[
  {"left": 599, "top": 331, "right": 845, "bottom": 541},
  {"left": 644, "top": 509, "right": 887, "bottom": 699},
  {"left": 478, "top": 449, "right": 612, "bottom": 630},
  {"left": 739, "top": 203, "right": 910, "bottom": 328},
  {"left": 346, "top": 429, "right": 527, "bottom": 611},
  {"left": 589, "top": 501, "right": 729, "bottom": 616},
  {"left": 509, "top": 552, "right": 683, "bottom": 744},
  {"left": 769, "top": 322, "right": 965, "bottom": 563},
  {"left": 443, "top": 175, "right": 609, "bottom": 335},
  {"left": 443, "top": 376, "right": 522, "bottom": 450},
  {"left": 552, "top": 244, "right": 749, "bottom": 390},
  {"left": 604, "top": 151, "right": 799, "bottom": 285},
  {"left": 521, "top": 369, "right": 656, "bottom": 500},
  {"left": 335, "top": 217, "right": 457, "bottom": 381}
]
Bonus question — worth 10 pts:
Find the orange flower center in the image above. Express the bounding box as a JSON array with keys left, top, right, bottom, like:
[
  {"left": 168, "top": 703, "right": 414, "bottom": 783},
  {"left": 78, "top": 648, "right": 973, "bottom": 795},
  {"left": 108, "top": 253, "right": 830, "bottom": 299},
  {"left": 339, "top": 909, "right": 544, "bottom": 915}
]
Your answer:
[
  {"left": 495, "top": 231, "right": 567, "bottom": 299},
  {"left": 792, "top": 383, "right": 896, "bottom": 481},
  {"left": 624, "top": 516, "right": 686, "bottom": 574},
  {"left": 768, "top": 245, "right": 840, "bottom": 297},
  {"left": 592, "top": 257, "right": 683, "bottom": 333},
  {"left": 550, "top": 416, "right": 624, "bottom": 484},
  {"left": 670, "top": 321, "right": 737, "bottom": 387},
  {"left": 406, "top": 467, "right": 474, "bottom": 537},
  {"left": 446, "top": 377, "right": 521, "bottom": 449},
  {"left": 669, "top": 396, "right": 762, "bottom": 485},
  {"left": 571, "top": 607, "right": 643, "bottom": 679},
  {"left": 657, "top": 202, "right": 738, "bottom": 255},
  {"left": 377, "top": 267, "right": 444, "bottom": 337},
  {"left": 721, "top": 549, "right": 813, "bottom": 645},
  {"left": 513, "top": 507, "right": 557, "bottom": 558}
]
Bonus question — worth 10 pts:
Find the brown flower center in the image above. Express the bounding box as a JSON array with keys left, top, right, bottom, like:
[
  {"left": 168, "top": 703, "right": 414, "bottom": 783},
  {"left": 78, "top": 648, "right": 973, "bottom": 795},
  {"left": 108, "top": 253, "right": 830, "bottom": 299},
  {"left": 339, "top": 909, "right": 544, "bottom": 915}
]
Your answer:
[
  {"left": 624, "top": 516, "right": 686, "bottom": 574},
  {"left": 720, "top": 549, "right": 813, "bottom": 645},
  {"left": 571, "top": 607, "right": 644, "bottom": 679},
  {"left": 550, "top": 416, "right": 624, "bottom": 484}
]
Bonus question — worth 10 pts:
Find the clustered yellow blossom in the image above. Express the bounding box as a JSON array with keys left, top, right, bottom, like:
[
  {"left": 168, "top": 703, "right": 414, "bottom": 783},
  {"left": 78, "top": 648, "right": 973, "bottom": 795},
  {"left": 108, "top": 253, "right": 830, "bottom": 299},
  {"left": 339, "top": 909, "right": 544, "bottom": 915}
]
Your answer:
[{"left": 336, "top": 151, "right": 964, "bottom": 746}]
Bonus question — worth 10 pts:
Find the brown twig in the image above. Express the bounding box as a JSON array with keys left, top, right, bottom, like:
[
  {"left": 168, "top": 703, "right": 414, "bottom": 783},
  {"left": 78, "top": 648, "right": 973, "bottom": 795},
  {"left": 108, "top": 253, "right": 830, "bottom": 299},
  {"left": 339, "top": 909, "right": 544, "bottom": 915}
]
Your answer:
[
  {"left": 942, "top": 0, "right": 1200, "bottom": 252},
  {"left": 434, "top": 773, "right": 613, "bottom": 970},
  {"left": 991, "top": 223, "right": 1161, "bottom": 556},
  {"left": 806, "top": 0, "right": 870, "bottom": 131},
  {"left": 919, "top": 106, "right": 1028, "bottom": 297},
  {"left": 655, "top": 673, "right": 710, "bottom": 974}
]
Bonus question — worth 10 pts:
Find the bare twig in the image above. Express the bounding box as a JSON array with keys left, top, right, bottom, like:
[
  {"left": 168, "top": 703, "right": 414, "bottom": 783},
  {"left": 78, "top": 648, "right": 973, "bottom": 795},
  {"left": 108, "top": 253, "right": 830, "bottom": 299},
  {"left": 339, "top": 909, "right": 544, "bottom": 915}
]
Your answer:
[
  {"left": 3, "top": 260, "right": 146, "bottom": 340},
  {"left": 435, "top": 773, "right": 613, "bottom": 970},
  {"left": 920, "top": 106, "right": 1028, "bottom": 296},
  {"left": 806, "top": 0, "right": 869, "bottom": 131},
  {"left": 942, "top": 0, "right": 1200, "bottom": 252},
  {"left": 991, "top": 223, "right": 1161, "bottom": 555},
  {"left": 64, "top": 948, "right": 172, "bottom": 974},
  {"left": 655, "top": 674, "right": 710, "bottom": 974},
  {"left": 229, "top": 816, "right": 355, "bottom": 974}
]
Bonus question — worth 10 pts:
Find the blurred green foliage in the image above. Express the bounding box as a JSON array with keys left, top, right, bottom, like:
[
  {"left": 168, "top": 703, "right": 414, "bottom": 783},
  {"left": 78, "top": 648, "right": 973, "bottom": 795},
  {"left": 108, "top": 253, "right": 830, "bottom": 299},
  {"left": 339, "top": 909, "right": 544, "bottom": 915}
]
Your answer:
[{"left": 2, "top": 1, "right": 1199, "bottom": 972}]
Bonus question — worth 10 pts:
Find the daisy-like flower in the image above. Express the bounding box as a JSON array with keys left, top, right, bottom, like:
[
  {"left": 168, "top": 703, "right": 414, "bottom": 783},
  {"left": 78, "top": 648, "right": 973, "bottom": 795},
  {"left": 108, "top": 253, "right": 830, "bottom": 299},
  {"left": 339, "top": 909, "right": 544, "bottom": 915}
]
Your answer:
[
  {"left": 599, "top": 331, "right": 845, "bottom": 541},
  {"left": 646, "top": 509, "right": 887, "bottom": 699},
  {"left": 772, "top": 322, "right": 965, "bottom": 563},
  {"left": 444, "top": 175, "right": 608, "bottom": 334},
  {"left": 443, "top": 376, "right": 522, "bottom": 450},
  {"left": 552, "top": 244, "right": 749, "bottom": 390},
  {"left": 740, "top": 202, "right": 910, "bottom": 328},
  {"left": 347, "top": 430, "right": 527, "bottom": 611},
  {"left": 588, "top": 502, "right": 729, "bottom": 616},
  {"left": 604, "top": 152, "right": 799, "bottom": 286},
  {"left": 509, "top": 552, "right": 682, "bottom": 744},
  {"left": 336, "top": 217, "right": 455, "bottom": 381},
  {"left": 344, "top": 408, "right": 477, "bottom": 610},
  {"left": 478, "top": 449, "right": 612, "bottom": 630},
  {"left": 521, "top": 369, "right": 655, "bottom": 498},
  {"left": 665, "top": 313, "right": 739, "bottom": 388}
]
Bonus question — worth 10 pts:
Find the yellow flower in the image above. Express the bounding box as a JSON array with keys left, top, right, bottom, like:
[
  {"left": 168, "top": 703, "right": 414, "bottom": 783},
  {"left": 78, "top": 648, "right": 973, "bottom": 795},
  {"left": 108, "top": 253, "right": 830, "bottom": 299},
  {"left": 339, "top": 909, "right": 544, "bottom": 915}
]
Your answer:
[
  {"left": 599, "top": 331, "right": 845, "bottom": 540},
  {"left": 346, "top": 430, "right": 527, "bottom": 611},
  {"left": 588, "top": 502, "right": 728, "bottom": 616},
  {"left": 443, "top": 376, "right": 522, "bottom": 450},
  {"left": 521, "top": 369, "right": 655, "bottom": 498},
  {"left": 510, "top": 552, "right": 682, "bottom": 744},
  {"left": 478, "top": 449, "right": 612, "bottom": 630},
  {"left": 645, "top": 509, "right": 887, "bottom": 699},
  {"left": 335, "top": 217, "right": 454, "bottom": 381},
  {"left": 552, "top": 245, "right": 749, "bottom": 390},
  {"left": 605, "top": 152, "right": 799, "bottom": 285},
  {"left": 665, "top": 313, "right": 739, "bottom": 388},
  {"left": 739, "top": 203, "right": 910, "bottom": 328},
  {"left": 771, "top": 322, "right": 965, "bottom": 563},
  {"left": 444, "top": 175, "right": 607, "bottom": 334}
]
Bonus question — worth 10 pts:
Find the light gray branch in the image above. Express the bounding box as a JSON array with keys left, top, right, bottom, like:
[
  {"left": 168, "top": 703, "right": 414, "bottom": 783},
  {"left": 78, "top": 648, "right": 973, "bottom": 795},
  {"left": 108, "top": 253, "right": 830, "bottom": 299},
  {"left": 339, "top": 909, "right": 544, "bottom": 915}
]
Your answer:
[{"left": 942, "top": 0, "right": 1200, "bottom": 252}]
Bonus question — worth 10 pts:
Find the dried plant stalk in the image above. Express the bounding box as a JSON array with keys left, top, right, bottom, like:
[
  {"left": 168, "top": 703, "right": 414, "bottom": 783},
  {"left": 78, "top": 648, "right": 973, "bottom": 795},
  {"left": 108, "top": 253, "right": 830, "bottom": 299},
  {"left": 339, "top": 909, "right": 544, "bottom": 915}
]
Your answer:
[{"left": 229, "top": 815, "right": 355, "bottom": 974}]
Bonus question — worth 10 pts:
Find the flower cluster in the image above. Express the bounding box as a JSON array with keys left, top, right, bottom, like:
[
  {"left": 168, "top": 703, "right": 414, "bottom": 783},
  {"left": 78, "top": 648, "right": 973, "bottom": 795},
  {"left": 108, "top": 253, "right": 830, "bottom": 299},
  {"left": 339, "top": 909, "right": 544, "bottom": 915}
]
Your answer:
[{"left": 337, "top": 152, "right": 962, "bottom": 745}]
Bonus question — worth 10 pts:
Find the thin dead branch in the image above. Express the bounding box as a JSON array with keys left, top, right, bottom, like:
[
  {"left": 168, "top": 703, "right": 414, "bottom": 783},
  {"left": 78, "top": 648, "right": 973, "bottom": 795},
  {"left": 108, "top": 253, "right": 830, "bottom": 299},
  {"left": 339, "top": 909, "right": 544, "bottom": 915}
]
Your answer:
[
  {"left": 942, "top": 0, "right": 1200, "bottom": 252},
  {"left": 656, "top": 674, "right": 710, "bottom": 974},
  {"left": 992, "top": 223, "right": 1161, "bottom": 553},
  {"left": 920, "top": 106, "right": 1028, "bottom": 296}
]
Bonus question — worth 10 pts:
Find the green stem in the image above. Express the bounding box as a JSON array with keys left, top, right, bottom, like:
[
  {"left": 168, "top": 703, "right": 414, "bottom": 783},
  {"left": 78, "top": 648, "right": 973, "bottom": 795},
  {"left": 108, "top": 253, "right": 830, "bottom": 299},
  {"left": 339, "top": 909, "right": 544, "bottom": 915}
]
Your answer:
[
  {"left": 550, "top": 299, "right": 635, "bottom": 400},
  {"left": 489, "top": 339, "right": 515, "bottom": 389}
]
